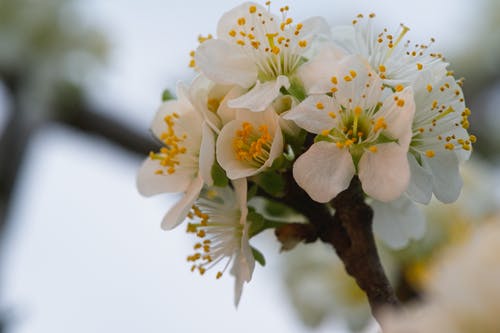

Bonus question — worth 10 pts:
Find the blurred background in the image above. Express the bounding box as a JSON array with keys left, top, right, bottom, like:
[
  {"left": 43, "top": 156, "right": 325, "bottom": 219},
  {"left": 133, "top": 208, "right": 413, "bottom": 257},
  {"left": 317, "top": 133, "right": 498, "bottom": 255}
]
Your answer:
[{"left": 0, "top": 0, "right": 499, "bottom": 332}]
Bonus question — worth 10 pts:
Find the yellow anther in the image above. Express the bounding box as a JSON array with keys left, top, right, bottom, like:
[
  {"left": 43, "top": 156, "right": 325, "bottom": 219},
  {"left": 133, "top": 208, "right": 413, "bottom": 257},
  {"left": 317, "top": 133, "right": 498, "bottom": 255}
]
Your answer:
[
  {"left": 395, "top": 84, "right": 404, "bottom": 92},
  {"left": 349, "top": 70, "right": 357, "bottom": 78},
  {"left": 216, "top": 272, "right": 223, "bottom": 279},
  {"left": 354, "top": 106, "right": 362, "bottom": 115},
  {"left": 469, "top": 135, "right": 477, "bottom": 143},
  {"left": 379, "top": 65, "right": 386, "bottom": 72},
  {"left": 296, "top": 23, "right": 303, "bottom": 30},
  {"left": 328, "top": 112, "right": 336, "bottom": 119},
  {"left": 330, "top": 87, "right": 338, "bottom": 93},
  {"left": 229, "top": 30, "right": 236, "bottom": 37},
  {"left": 373, "top": 117, "right": 387, "bottom": 132},
  {"left": 271, "top": 46, "right": 280, "bottom": 54},
  {"left": 237, "top": 40, "right": 245, "bottom": 46},
  {"left": 425, "top": 150, "right": 435, "bottom": 158},
  {"left": 316, "top": 102, "right": 324, "bottom": 110},
  {"left": 397, "top": 99, "right": 405, "bottom": 107},
  {"left": 321, "top": 129, "right": 330, "bottom": 136},
  {"left": 336, "top": 142, "right": 344, "bottom": 149},
  {"left": 298, "top": 40, "right": 307, "bottom": 48},
  {"left": 344, "top": 75, "right": 353, "bottom": 82},
  {"left": 444, "top": 143, "right": 454, "bottom": 150},
  {"left": 369, "top": 13, "right": 376, "bottom": 18},
  {"left": 237, "top": 17, "right": 246, "bottom": 26},
  {"left": 369, "top": 146, "right": 378, "bottom": 153},
  {"left": 197, "top": 230, "right": 206, "bottom": 238},
  {"left": 285, "top": 18, "right": 293, "bottom": 25},
  {"left": 427, "top": 84, "right": 433, "bottom": 92},
  {"left": 417, "top": 63, "right": 423, "bottom": 70},
  {"left": 330, "top": 76, "right": 338, "bottom": 85},
  {"left": 249, "top": 5, "right": 257, "bottom": 13}
]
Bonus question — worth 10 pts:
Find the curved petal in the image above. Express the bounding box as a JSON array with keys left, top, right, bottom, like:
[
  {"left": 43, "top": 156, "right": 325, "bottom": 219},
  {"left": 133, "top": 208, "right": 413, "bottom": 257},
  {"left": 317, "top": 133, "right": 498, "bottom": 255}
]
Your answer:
[
  {"left": 199, "top": 122, "right": 216, "bottom": 186},
  {"left": 378, "top": 87, "right": 415, "bottom": 146},
  {"left": 283, "top": 95, "right": 338, "bottom": 134},
  {"left": 136, "top": 158, "right": 191, "bottom": 196},
  {"left": 296, "top": 42, "right": 346, "bottom": 94},
  {"left": 150, "top": 98, "right": 193, "bottom": 140},
  {"left": 195, "top": 39, "right": 257, "bottom": 88},
  {"left": 406, "top": 153, "right": 433, "bottom": 204},
  {"left": 228, "top": 75, "right": 290, "bottom": 112},
  {"left": 216, "top": 2, "right": 277, "bottom": 41},
  {"left": 371, "top": 196, "right": 426, "bottom": 249},
  {"left": 232, "top": 221, "right": 255, "bottom": 307},
  {"left": 358, "top": 142, "right": 410, "bottom": 202},
  {"left": 161, "top": 176, "right": 204, "bottom": 230},
  {"left": 426, "top": 151, "right": 462, "bottom": 203},
  {"left": 293, "top": 142, "right": 355, "bottom": 203},
  {"left": 217, "top": 85, "right": 247, "bottom": 125}
]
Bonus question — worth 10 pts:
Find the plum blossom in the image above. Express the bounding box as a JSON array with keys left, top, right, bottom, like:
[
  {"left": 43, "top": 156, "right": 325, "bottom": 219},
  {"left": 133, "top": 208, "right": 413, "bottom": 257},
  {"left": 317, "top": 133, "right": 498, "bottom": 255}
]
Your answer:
[
  {"left": 136, "top": 84, "right": 215, "bottom": 230},
  {"left": 286, "top": 55, "right": 415, "bottom": 202},
  {"left": 217, "top": 107, "right": 283, "bottom": 179},
  {"left": 194, "top": 2, "right": 330, "bottom": 111},
  {"left": 185, "top": 180, "right": 255, "bottom": 306}
]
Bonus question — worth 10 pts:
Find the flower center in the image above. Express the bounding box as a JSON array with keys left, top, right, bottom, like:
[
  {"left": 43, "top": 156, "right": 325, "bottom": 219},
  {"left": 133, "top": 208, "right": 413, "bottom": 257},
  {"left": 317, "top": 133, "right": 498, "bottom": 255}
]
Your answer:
[
  {"left": 233, "top": 122, "right": 272, "bottom": 166},
  {"left": 149, "top": 113, "right": 187, "bottom": 175}
]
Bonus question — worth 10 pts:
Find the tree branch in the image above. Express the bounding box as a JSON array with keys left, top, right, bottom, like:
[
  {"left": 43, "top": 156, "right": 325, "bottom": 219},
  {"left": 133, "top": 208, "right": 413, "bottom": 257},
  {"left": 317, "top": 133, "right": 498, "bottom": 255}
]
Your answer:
[{"left": 275, "top": 174, "right": 399, "bottom": 326}]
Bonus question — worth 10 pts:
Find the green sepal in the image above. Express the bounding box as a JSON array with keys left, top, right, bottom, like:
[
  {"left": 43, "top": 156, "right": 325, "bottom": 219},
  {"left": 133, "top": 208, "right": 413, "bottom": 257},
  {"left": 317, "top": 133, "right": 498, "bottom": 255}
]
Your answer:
[
  {"left": 211, "top": 162, "right": 229, "bottom": 187},
  {"left": 248, "top": 208, "right": 265, "bottom": 237},
  {"left": 161, "top": 89, "right": 174, "bottom": 101},
  {"left": 284, "top": 129, "right": 307, "bottom": 153},
  {"left": 251, "top": 247, "right": 266, "bottom": 267},
  {"left": 253, "top": 170, "right": 285, "bottom": 197}
]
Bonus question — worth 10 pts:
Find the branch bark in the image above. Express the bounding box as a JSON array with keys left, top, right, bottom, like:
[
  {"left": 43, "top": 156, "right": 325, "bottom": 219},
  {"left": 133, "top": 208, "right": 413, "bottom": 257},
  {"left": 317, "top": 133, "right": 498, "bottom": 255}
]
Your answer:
[{"left": 275, "top": 174, "right": 399, "bottom": 326}]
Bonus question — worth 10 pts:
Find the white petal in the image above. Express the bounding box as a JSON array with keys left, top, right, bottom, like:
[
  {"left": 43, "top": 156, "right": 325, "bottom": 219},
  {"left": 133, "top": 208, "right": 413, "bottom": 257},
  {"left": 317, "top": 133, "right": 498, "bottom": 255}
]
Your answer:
[
  {"left": 283, "top": 95, "right": 338, "bottom": 134},
  {"left": 189, "top": 74, "right": 222, "bottom": 130},
  {"left": 199, "top": 123, "right": 216, "bottom": 186},
  {"left": 195, "top": 39, "right": 257, "bottom": 88},
  {"left": 296, "top": 16, "right": 331, "bottom": 40},
  {"left": 378, "top": 87, "right": 415, "bottom": 146},
  {"left": 358, "top": 142, "right": 410, "bottom": 202},
  {"left": 293, "top": 142, "right": 355, "bottom": 203},
  {"left": 232, "top": 221, "right": 255, "bottom": 307},
  {"left": 136, "top": 158, "right": 191, "bottom": 196},
  {"left": 228, "top": 75, "right": 290, "bottom": 112},
  {"left": 296, "top": 42, "right": 346, "bottom": 93},
  {"left": 406, "top": 153, "right": 433, "bottom": 204},
  {"left": 217, "top": 85, "right": 247, "bottom": 125},
  {"left": 371, "top": 196, "right": 426, "bottom": 249},
  {"left": 150, "top": 98, "right": 192, "bottom": 140},
  {"left": 426, "top": 151, "right": 463, "bottom": 203},
  {"left": 216, "top": 2, "right": 277, "bottom": 41},
  {"left": 161, "top": 176, "right": 204, "bottom": 230}
]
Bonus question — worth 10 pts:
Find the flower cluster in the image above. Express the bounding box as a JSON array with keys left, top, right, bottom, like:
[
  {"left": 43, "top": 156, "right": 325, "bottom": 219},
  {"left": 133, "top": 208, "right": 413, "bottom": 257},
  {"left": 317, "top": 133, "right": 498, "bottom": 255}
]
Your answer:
[{"left": 137, "top": 2, "right": 473, "bottom": 305}]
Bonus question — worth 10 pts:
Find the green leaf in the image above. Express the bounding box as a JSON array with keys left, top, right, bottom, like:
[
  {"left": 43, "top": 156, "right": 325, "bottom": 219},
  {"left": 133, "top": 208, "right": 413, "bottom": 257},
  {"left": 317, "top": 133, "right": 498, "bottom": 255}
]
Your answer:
[
  {"left": 251, "top": 247, "right": 266, "bottom": 267},
  {"left": 211, "top": 162, "right": 229, "bottom": 187},
  {"left": 253, "top": 170, "right": 285, "bottom": 197},
  {"left": 161, "top": 89, "right": 174, "bottom": 101}
]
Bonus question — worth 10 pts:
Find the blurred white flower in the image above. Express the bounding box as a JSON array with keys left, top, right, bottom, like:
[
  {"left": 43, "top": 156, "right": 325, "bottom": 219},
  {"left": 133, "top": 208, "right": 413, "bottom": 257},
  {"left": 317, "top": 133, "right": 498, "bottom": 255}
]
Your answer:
[
  {"left": 136, "top": 84, "right": 215, "bottom": 230},
  {"left": 194, "top": 2, "right": 330, "bottom": 111},
  {"left": 286, "top": 55, "right": 415, "bottom": 202},
  {"left": 371, "top": 196, "right": 425, "bottom": 249},
  {"left": 185, "top": 180, "right": 255, "bottom": 306},
  {"left": 382, "top": 219, "right": 500, "bottom": 333},
  {"left": 216, "top": 107, "right": 283, "bottom": 179}
]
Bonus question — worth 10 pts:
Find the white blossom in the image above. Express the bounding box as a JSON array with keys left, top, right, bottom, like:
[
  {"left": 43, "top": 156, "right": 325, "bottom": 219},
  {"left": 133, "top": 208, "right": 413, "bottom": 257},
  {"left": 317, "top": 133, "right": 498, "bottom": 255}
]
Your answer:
[
  {"left": 185, "top": 180, "right": 255, "bottom": 306},
  {"left": 136, "top": 84, "right": 215, "bottom": 230},
  {"left": 217, "top": 107, "right": 283, "bottom": 179},
  {"left": 194, "top": 2, "right": 330, "bottom": 111},
  {"left": 285, "top": 55, "right": 415, "bottom": 202}
]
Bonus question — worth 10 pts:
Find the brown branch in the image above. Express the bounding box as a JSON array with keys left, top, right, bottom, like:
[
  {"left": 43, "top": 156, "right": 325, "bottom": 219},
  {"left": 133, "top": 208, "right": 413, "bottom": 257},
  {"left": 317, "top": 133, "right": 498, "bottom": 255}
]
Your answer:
[
  {"left": 326, "top": 177, "right": 400, "bottom": 316},
  {"left": 274, "top": 174, "right": 399, "bottom": 326}
]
